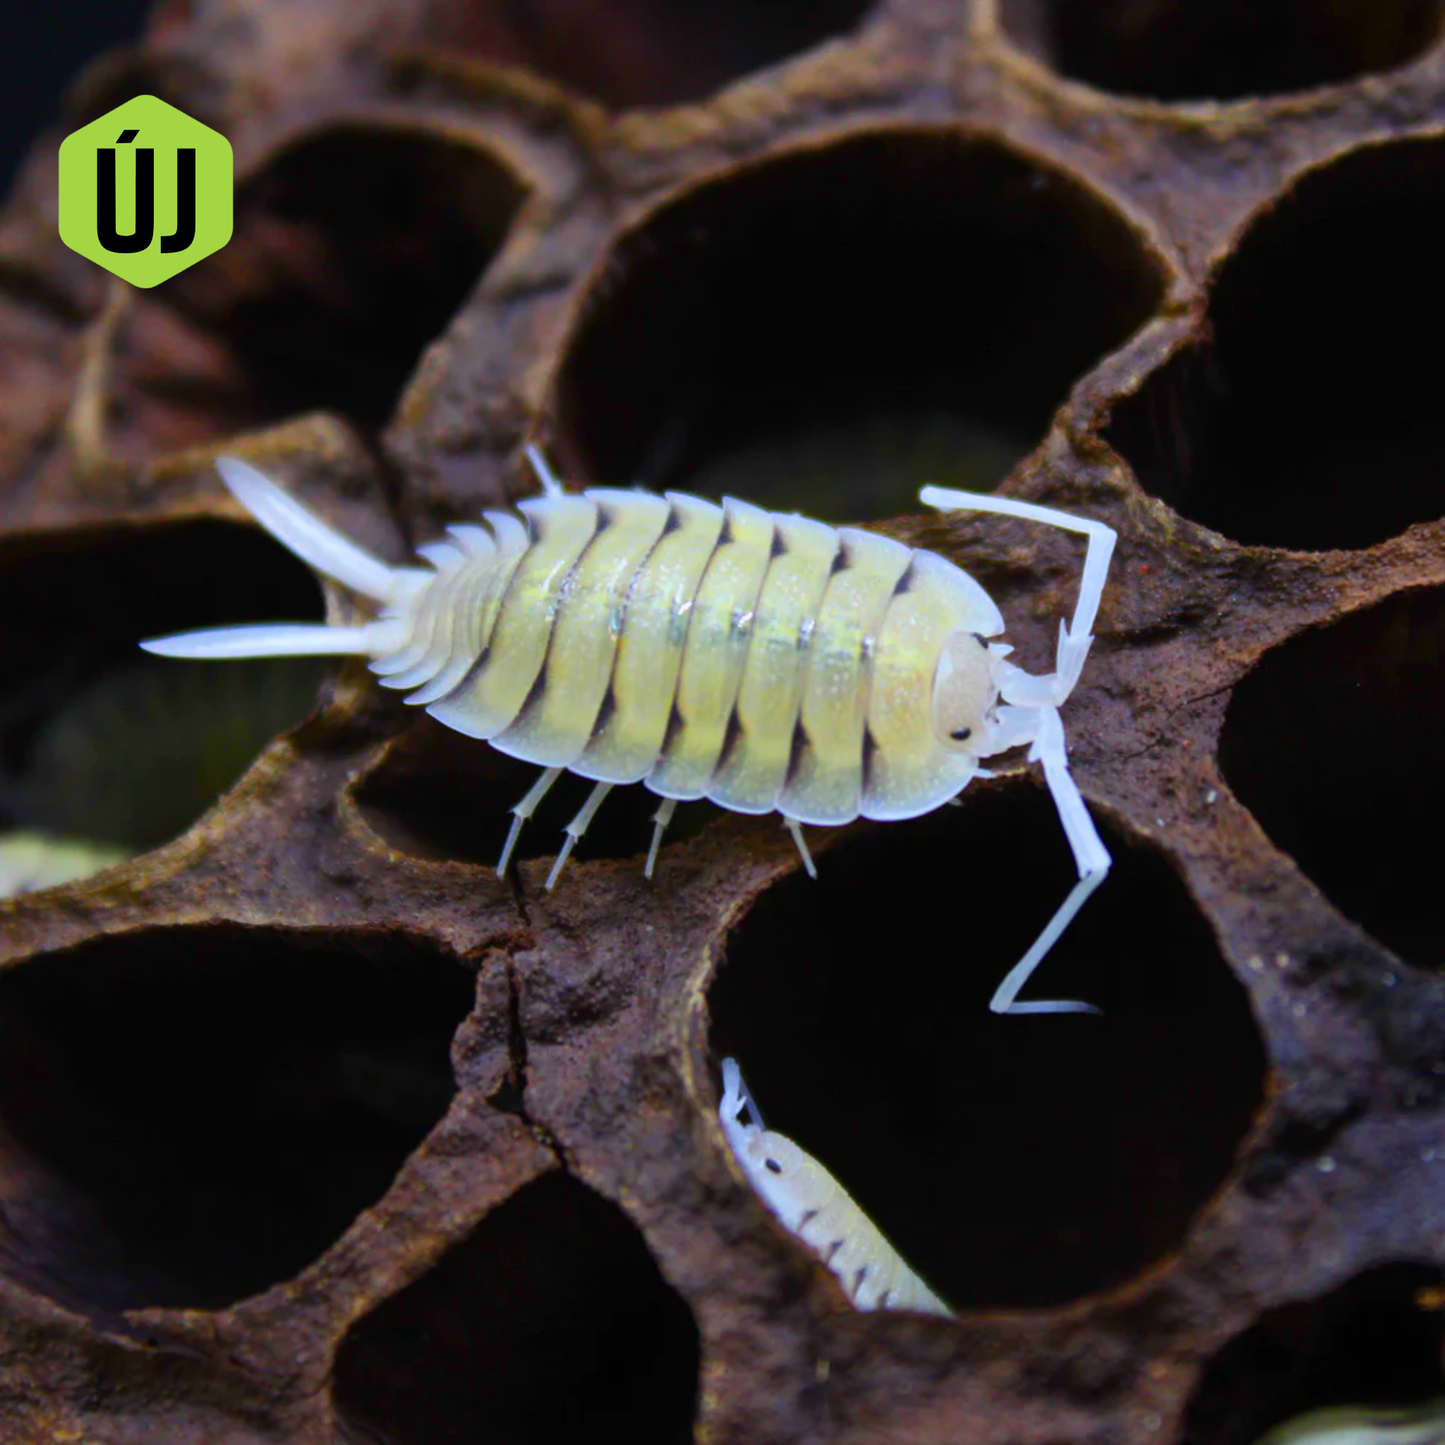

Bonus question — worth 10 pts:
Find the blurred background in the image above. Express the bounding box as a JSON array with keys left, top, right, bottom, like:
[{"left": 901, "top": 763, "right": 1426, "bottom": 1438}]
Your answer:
[{"left": 0, "top": 1, "right": 152, "bottom": 194}]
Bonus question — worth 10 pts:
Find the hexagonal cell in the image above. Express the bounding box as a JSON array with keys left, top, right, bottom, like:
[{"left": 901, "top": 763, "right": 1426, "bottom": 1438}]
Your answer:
[
  {"left": 555, "top": 131, "right": 1164, "bottom": 521},
  {"left": 1108, "top": 138, "right": 1445, "bottom": 550},
  {"left": 1220, "top": 589, "right": 1444, "bottom": 970},
  {"left": 413, "top": 0, "right": 877, "bottom": 109},
  {"left": 333, "top": 1171, "right": 700, "bottom": 1445},
  {"left": 118, "top": 127, "right": 525, "bottom": 454},
  {"left": 352, "top": 719, "right": 711, "bottom": 874},
  {"left": 708, "top": 786, "right": 1267, "bottom": 1310},
  {"left": 1183, "top": 1262, "right": 1445, "bottom": 1445},
  {"left": 0, "top": 522, "right": 325, "bottom": 884},
  {"left": 1000, "top": 0, "right": 1444, "bottom": 101},
  {"left": 0, "top": 926, "right": 475, "bottom": 1314}
]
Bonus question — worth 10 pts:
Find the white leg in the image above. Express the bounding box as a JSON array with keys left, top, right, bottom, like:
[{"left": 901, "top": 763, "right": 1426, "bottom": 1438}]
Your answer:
[
  {"left": 785, "top": 818, "right": 817, "bottom": 879},
  {"left": 986, "top": 705, "right": 1111, "bottom": 1016},
  {"left": 743, "top": 1090, "right": 764, "bottom": 1130},
  {"left": 721, "top": 1057, "right": 765, "bottom": 1130},
  {"left": 546, "top": 781, "right": 614, "bottom": 890},
  {"left": 645, "top": 797, "right": 677, "bottom": 880},
  {"left": 919, "top": 485, "right": 1116, "bottom": 704},
  {"left": 720, "top": 1058, "right": 745, "bottom": 1125},
  {"left": 524, "top": 443, "right": 566, "bottom": 499},
  {"left": 498, "top": 766, "right": 563, "bottom": 877}
]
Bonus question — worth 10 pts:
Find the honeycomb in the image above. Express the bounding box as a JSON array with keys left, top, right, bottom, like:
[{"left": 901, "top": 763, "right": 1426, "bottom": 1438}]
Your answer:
[{"left": 0, "top": 1, "right": 1441, "bottom": 1441}]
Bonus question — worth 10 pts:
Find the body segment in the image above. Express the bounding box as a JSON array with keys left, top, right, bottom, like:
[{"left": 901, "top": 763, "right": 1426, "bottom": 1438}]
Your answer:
[
  {"left": 646, "top": 496, "right": 776, "bottom": 800},
  {"left": 780, "top": 526, "right": 912, "bottom": 825},
  {"left": 577, "top": 493, "right": 724, "bottom": 783},
  {"left": 492, "top": 489, "right": 671, "bottom": 769},
  {"left": 707, "top": 511, "right": 838, "bottom": 814},
  {"left": 431, "top": 493, "right": 598, "bottom": 744}
]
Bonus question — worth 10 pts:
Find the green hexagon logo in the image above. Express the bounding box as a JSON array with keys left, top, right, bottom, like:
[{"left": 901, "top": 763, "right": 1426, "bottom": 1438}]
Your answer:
[{"left": 58, "top": 95, "right": 233, "bottom": 288}]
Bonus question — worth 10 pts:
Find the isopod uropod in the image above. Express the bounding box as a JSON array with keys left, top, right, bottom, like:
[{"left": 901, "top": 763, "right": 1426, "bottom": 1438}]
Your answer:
[
  {"left": 718, "top": 1058, "right": 950, "bottom": 1316},
  {"left": 143, "top": 446, "right": 1115, "bottom": 1015}
]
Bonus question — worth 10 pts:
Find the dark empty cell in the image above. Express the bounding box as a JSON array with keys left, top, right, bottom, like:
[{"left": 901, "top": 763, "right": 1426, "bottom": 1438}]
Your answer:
[
  {"left": 353, "top": 718, "right": 711, "bottom": 873},
  {"left": 709, "top": 787, "right": 1266, "bottom": 1310},
  {"left": 1109, "top": 139, "right": 1445, "bottom": 549},
  {"left": 150, "top": 129, "right": 525, "bottom": 435},
  {"left": 1001, "top": 0, "right": 1444, "bottom": 101},
  {"left": 19, "top": 658, "right": 328, "bottom": 850},
  {"left": 556, "top": 132, "right": 1163, "bottom": 522},
  {"left": 0, "top": 522, "right": 325, "bottom": 861},
  {"left": 1220, "top": 590, "right": 1445, "bottom": 969},
  {"left": 417, "top": 0, "right": 875, "bottom": 110},
  {"left": 0, "top": 927, "right": 474, "bottom": 1314},
  {"left": 333, "top": 1172, "right": 700, "bottom": 1445},
  {"left": 0, "top": 0, "right": 151, "bottom": 191},
  {"left": 1184, "top": 1263, "right": 1445, "bottom": 1445}
]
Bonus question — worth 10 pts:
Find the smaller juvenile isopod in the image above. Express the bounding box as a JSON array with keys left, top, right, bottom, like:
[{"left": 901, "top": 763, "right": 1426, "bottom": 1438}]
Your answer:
[{"left": 718, "top": 1057, "right": 951, "bottom": 1318}]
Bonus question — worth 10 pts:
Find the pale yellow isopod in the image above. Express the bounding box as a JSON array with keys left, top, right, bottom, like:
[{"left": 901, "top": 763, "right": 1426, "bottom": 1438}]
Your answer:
[
  {"left": 143, "top": 446, "right": 1116, "bottom": 1014},
  {"left": 719, "top": 1058, "right": 951, "bottom": 1317},
  {"left": 1254, "top": 1400, "right": 1445, "bottom": 1445}
]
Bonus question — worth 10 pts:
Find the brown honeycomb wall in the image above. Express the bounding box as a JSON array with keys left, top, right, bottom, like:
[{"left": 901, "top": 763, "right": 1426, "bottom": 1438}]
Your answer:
[{"left": 0, "top": 1, "right": 1441, "bottom": 1441}]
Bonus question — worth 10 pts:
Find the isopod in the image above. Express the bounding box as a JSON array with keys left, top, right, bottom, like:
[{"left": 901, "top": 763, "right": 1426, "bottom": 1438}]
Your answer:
[
  {"left": 142, "top": 446, "right": 1115, "bottom": 1014},
  {"left": 1254, "top": 1400, "right": 1445, "bottom": 1445},
  {"left": 718, "top": 1057, "right": 950, "bottom": 1317}
]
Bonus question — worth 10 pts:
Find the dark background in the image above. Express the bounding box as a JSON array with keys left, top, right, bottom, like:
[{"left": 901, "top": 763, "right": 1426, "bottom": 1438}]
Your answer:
[{"left": 1, "top": 1, "right": 153, "bottom": 195}]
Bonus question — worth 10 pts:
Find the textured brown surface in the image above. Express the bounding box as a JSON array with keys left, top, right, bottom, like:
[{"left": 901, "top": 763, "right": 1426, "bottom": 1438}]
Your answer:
[{"left": 0, "top": 1, "right": 1442, "bottom": 1441}]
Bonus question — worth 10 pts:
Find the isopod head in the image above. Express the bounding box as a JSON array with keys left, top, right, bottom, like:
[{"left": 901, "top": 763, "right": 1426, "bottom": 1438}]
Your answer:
[{"left": 931, "top": 628, "right": 999, "bottom": 756}]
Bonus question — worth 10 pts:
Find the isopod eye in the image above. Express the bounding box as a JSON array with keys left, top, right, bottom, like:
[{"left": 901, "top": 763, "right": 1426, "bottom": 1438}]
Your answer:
[{"left": 932, "top": 630, "right": 997, "bottom": 753}]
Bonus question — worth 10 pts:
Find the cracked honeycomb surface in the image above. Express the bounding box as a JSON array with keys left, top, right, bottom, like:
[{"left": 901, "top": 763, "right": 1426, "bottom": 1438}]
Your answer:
[{"left": 0, "top": 1, "right": 1440, "bottom": 1441}]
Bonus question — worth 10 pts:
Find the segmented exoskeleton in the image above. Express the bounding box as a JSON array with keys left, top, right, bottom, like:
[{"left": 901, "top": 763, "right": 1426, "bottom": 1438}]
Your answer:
[
  {"left": 143, "top": 447, "right": 1115, "bottom": 1015},
  {"left": 1255, "top": 1401, "right": 1445, "bottom": 1445},
  {"left": 719, "top": 1058, "right": 950, "bottom": 1317}
]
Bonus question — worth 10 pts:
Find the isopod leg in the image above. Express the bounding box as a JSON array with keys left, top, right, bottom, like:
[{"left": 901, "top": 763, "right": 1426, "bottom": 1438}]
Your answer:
[
  {"left": 785, "top": 818, "right": 818, "bottom": 879},
  {"left": 920, "top": 483, "right": 1116, "bottom": 1014},
  {"left": 545, "top": 781, "right": 614, "bottom": 891},
  {"left": 719, "top": 1057, "right": 765, "bottom": 1130},
  {"left": 985, "top": 705, "right": 1111, "bottom": 1016},
  {"left": 524, "top": 443, "right": 566, "bottom": 499},
  {"left": 645, "top": 797, "right": 677, "bottom": 880},
  {"left": 917, "top": 484, "right": 1116, "bottom": 704},
  {"left": 498, "top": 766, "right": 563, "bottom": 878}
]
